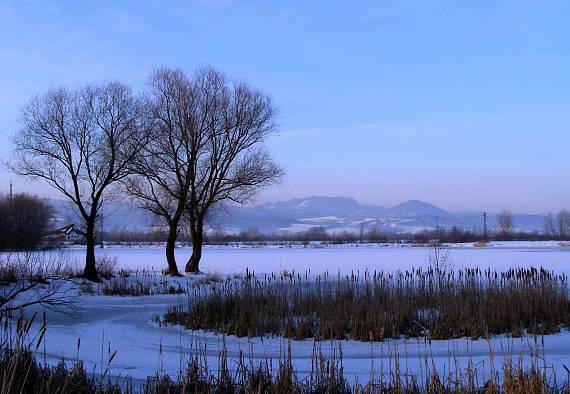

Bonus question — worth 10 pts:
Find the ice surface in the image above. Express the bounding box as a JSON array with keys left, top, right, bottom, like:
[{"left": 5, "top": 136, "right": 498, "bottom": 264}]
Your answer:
[{"left": 33, "top": 241, "right": 570, "bottom": 275}]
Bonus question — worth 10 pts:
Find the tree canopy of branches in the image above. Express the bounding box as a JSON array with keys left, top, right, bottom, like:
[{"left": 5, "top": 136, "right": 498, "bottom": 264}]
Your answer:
[
  {"left": 496, "top": 209, "right": 514, "bottom": 240},
  {"left": 544, "top": 213, "right": 556, "bottom": 237},
  {"left": 557, "top": 209, "right": 570, "bottom": 239},
  {"left": 11, "top": 83, "right": 147, "bottom": 281},
  {"left": 126, "top": 69, "right": 203, "bottom": 275},
  {"left": 183, "top": 69, "right": 282, "bottom": 273},
  {"left": 0, "top": 193, "right": 52, "bottom": 250},
  {"left": 127, "top": 67, "right": 282, "bottom": 274}
]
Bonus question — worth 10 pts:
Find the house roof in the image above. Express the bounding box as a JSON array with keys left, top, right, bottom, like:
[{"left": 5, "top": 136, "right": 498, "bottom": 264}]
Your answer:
[{"left": 49, "top": 224, "right": 82, "bottom": 236}]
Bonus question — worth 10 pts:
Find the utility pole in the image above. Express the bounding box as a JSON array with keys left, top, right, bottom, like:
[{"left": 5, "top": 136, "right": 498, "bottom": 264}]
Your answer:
[
  {"left": 9, "top": 181, "right": 12, "bottom": 199},
  {"left": 100, "top": 212, "right": 105, "bottom": 249},
  {"left": 482, "top": 212, "right": 488, "bottom": 241}
]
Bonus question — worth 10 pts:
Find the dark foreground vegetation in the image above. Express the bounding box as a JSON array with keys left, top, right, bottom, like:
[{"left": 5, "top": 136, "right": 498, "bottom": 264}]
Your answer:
[
  {"left": 2, "top": 316, "right": 570, "bottom": 393},
  {"left": 164, "top": 266, "right": 570, "bottom": 341}
]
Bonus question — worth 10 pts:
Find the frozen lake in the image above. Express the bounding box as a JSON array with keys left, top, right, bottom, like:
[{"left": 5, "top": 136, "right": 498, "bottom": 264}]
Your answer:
[{"left": 57, "top": 241, "right": 570, "bottom": 275}]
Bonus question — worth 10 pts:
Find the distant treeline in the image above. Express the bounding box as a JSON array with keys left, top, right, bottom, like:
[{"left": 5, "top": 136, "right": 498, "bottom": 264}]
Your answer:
[{"left": 97, "top": 223, "right": 570, "bottom": 246}]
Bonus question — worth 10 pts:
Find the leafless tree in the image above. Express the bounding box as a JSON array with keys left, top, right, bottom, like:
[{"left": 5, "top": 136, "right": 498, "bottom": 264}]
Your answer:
[
  {"left": 358, "top": 222, "right": 365, "bottom": 243},
  {"left": 10, "top": 83, "right": 147, "bottom": 281},
  {"left": 496, "top": 209, "right": 514, "bottom": 239},
  {"left": 127, "top": 67, "right": 282, "bottom": 274},
  {"left": 367, "top": 224, "right": 383, "bottom": 242},
  {"left": 183, "top": 68, "right": 283, "bottom": 273},
  {"left": 557, "top": 209, "right": 570, "bottom": 239},
  {"left": 125, "top": 69, "right": 204, "bottom": 275},
  {"left": 543, "top": 213, "right": 556, "bottom": 237}
]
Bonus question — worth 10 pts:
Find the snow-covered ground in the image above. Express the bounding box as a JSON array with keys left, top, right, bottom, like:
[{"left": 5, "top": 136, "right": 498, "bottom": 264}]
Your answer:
[{"left": 9, "top": 242, "right": 570, "bottom": 387}]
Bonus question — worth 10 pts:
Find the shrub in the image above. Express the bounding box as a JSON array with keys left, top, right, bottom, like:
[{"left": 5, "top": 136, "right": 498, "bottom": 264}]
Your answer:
[
  {"left": 0, "top": 193, "right": 52, "bottom": 251},
  {"left": 99, "top": 271, "right": 186, "bottom": 297}
]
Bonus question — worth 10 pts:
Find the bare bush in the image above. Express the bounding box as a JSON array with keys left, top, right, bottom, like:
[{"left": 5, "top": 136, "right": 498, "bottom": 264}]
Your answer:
[
  {"left": 0, "top": 252, "right": 78, "bottom": 313},
  {"left": 96, "top": 255, "right": 118, "bottom": 279},
  {"left": 99, "top": 271, "right": 185, "bottom": 296}
]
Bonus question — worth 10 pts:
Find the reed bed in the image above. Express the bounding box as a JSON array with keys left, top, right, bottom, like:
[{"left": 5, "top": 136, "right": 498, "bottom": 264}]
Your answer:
[
  {"left": 2, "top": 313, "right": 570, "bottom": 392},
  {"left": 0, "top": 314, "right": 124, "bottom": 393},
  {"left": 144, "top": 337, "right": 570, "bottom": 394},
  {"left": 163, "top": 266, "right": 570, "bottom": 341}
]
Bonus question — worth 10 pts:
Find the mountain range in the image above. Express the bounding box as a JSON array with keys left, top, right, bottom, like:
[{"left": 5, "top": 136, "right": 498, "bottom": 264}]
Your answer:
[
  {"left": 49, "top": 196, "right": 548, "bottom": 234},
  {"left": 220, "top": 197, "right": 544, "bottom": 234}
]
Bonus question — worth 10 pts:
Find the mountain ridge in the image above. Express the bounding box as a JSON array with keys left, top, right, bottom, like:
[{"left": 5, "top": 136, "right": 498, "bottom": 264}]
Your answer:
[{"left": 48, "top": 196, "right": 548, "bottom": 234}]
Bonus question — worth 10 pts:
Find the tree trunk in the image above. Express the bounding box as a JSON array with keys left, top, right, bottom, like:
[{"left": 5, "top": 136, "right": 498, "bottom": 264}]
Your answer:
[
  {"left": 185, "top": 222, "right": 203, "bottom": 273},
  {"left": 83, "top": 219, "right": 99, "bottom": 281},
  {"left": 165, "top": 222, "right": 180, "bottom": 276}
]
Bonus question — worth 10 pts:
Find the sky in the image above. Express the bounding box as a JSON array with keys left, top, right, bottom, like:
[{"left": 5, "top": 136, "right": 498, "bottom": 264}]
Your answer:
[{"left": 0, "top": 0, "right": 569, "bottom": 213}]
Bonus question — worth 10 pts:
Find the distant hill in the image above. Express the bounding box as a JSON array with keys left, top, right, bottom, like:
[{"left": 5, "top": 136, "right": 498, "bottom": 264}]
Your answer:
[
  {"left": 386, "top": 200, "right": 453, "bottom": 219},
  {"left": 47, "top": 196, "right": 548, "bottom": 234},
  {"left": 259, "top": 196, "right": 368, "bottom": 219}
]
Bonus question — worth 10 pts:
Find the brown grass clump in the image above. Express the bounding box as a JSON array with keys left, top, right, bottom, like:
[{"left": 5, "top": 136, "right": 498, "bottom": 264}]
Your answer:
[
  {"left": 163, "top": 266, "right": 570, "bottom": 341},
  {"left": 99, "top": 271, "right": 186, "bottom": 296}
]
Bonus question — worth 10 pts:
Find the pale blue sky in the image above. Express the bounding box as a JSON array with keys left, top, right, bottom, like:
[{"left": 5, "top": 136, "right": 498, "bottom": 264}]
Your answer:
[{"left": 1, "top": 1, "right": 569, "bottom": 212}]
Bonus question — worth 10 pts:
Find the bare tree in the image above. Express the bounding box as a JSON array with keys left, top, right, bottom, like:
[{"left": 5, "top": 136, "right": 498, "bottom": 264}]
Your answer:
[
  {"left": 367, "top": 224, "right": 384, "bottom": 242},
  {"left": 125, "top": 69, "right": 205, "bottom": 275},
  {"left": 358, "top": 222, "right": 365, "bottom": 243},
  {"left": 557, "top": 209, "right": 570, "bottom": 239},
  {"left": 11, "top": 83, "right": 146, "bottom": 280},
  {"left": 127, "top": 68, "right": 282, "bottom": 274},
  {"left": 496, "top": 209, "right": 514, "bottom": 239},
  {"left": 543, "top": 213, "right": 556, "bottom": 237},
  {"left": 183, "top": 68, "right": 282, "bottom": 273}
]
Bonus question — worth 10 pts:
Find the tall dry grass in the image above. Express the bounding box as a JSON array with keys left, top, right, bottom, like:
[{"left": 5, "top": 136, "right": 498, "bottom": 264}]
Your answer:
[
  {"left": 0, "top": 313, "right": 123, "bottom": 393},
  {"left": 164, "top": 266, "right": 570, "bottom": 341},
  {"left": 1, "top": 313, "right": 570, "bottom": 392}
]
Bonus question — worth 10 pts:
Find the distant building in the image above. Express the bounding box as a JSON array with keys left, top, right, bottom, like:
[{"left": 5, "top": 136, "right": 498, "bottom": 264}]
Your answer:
[{"left": 43, "top": 224, "right": 84, "bottom": 246}]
